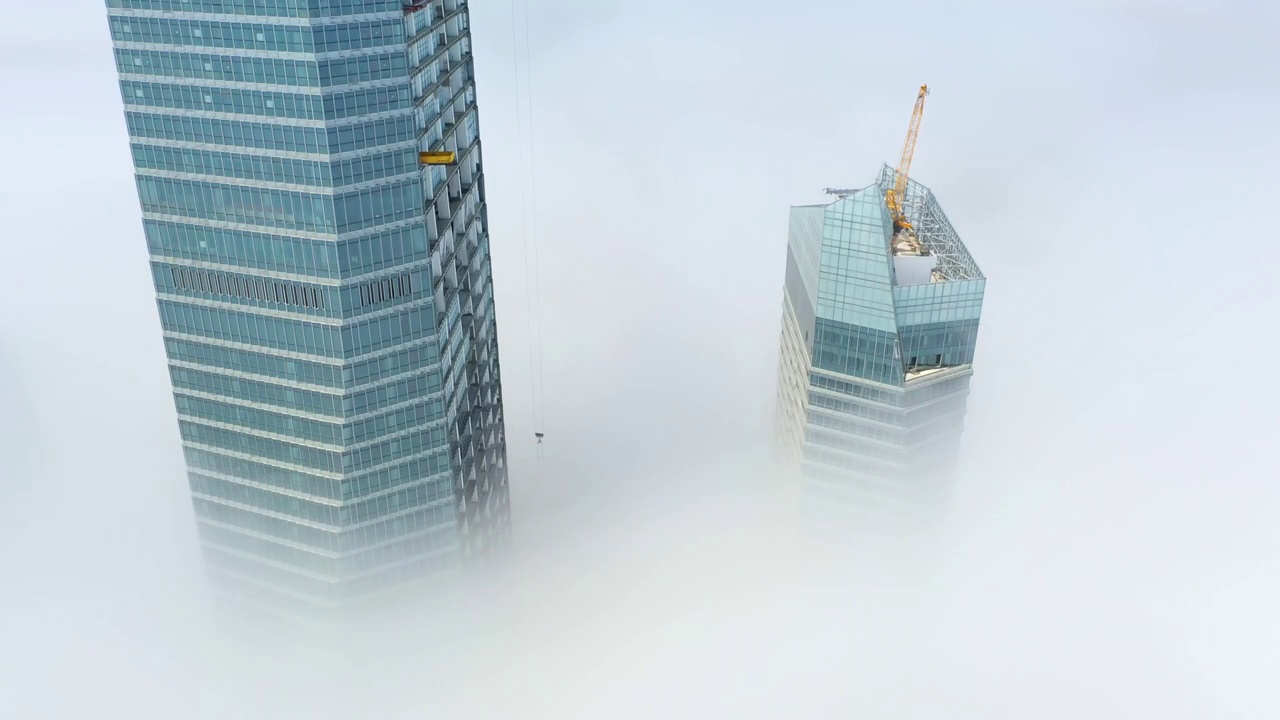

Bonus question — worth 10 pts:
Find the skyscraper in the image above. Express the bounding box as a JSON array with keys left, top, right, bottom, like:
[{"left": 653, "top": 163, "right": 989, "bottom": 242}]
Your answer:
[
  {"left": 774, "top": 166, "right": 985, "bottom": 543},
  {"left": 106, "top": 0, "right": 510, "bottom": 620}
]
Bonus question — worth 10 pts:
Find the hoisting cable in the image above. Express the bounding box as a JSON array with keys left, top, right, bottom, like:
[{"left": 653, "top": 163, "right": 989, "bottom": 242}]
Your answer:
[
  {"left": 509, "top": 0, "right": 546, "bottom": 459},
  {"left": 520, "top": 0, "right": 548, "bottom": 445}
]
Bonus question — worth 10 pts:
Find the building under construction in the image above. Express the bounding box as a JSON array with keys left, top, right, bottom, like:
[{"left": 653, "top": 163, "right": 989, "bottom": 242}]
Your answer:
[{"left": 773, "top": 86, "right": 986, "bottom": 542}]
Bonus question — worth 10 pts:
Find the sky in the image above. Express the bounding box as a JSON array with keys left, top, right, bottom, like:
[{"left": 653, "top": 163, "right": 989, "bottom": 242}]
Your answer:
[{"left": 1, "top": 0, "right": 1279, "bottom": 717}]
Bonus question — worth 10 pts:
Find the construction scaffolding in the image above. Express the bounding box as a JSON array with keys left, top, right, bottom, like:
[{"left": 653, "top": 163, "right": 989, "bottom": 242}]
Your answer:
[{"left": 875, "top": 164, "right": 983, "bottom": 283}]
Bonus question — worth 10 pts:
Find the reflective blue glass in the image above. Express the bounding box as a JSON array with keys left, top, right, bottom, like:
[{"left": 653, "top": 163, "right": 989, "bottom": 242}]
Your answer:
[
  {"left": 108, "top": 0, "right": 511, "bottom": 615},
  {"left": 777, "top": 170, "right": 987, "bottom": 536}
]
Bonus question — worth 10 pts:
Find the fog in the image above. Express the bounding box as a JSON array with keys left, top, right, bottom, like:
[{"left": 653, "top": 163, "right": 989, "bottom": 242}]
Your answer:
[{"left": 2, "top": 0, "right": 1279, "bottom": 716}]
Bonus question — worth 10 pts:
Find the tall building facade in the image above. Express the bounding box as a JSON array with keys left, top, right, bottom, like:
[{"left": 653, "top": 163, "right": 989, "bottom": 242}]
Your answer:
[
  {"left": 106, "top": 0, "right": 510, "bottom": 619},
  {"left": 775, "top": 166, "right": 985, "bottom": 542}
]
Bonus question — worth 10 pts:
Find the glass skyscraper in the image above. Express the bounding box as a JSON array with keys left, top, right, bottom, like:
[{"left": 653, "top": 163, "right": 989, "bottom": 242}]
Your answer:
[
  {"left": 106, "top": 0, "right": 510, "bottom": 619},
  {"left": 775, "top": 166, "right": 985, "bottom": 543}
]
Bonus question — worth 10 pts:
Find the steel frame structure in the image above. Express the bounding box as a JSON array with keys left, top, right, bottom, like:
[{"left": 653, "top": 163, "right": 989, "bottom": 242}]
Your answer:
[{"left": 875, "top": 164, "right": 983, "bottom": 282}]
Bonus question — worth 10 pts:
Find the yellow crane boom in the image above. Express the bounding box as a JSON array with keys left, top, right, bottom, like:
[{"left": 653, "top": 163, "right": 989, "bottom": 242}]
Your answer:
[{"left": 885, "top": 84, "right": 929, "bottom": 232}]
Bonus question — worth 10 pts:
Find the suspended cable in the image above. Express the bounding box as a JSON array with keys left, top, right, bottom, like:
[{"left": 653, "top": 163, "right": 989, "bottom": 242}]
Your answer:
[
  {"left": 519, "top": 0, "right": 548, "bottom": 435},
  {"left": 509, "top": 0, "right": 544, "bottom": 456}
]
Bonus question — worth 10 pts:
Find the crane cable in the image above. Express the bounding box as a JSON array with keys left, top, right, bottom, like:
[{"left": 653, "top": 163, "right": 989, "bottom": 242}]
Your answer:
[
  {"left": 521, "top": 0, "right": 548, "bottom": 447},
  {"left": 508, "top": 0, "right": 547, "bottom": 459}
]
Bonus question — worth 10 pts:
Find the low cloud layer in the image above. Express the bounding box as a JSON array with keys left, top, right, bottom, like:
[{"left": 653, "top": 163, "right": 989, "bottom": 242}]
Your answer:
[{"left": 2, "top": 0, "right": 1278, "bottom": 717}]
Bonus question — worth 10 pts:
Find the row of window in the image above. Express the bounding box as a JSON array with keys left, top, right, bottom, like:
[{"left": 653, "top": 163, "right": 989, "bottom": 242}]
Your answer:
[
  {"left": 345, "top": 475, "right": 451, "bottom": 526},
  {"left": 160, "top": 298, "right": 342, "bottom": 358},
  {"left": 145, "top": 219, "right": 428, "bottom": 280},
  {"left": 117, "top": 48, "right": 317, "bottom": 87},
  {"left": 343, "top": 422, "right": 447, "bottom": 475},
  {"left": 812, "top": 328, "right": 899, "bottom": 363},
  {"left": 107, "top": 0, "right": 404, "bottom": 19},
  {"left": 894, "top": 278, "right": 985, "bottom": 302},
  {"left": 172, "top": 365, "right": 343, "bottom": 417},
  {"left": 110, "top": 16, "right": 404, "bottom": 55},
  {"left": 128, "top": 110, "right": 324, "bottom": 153},
  {"left": 351, "top": 398, "right": 445, "bottom": 447},
  {"left": 119, "top": 48, "right": 409, "bottom": 90},
  {"left": 808, "top": 392, "right": 968, "bottom": 440},
  {"left": 171, "top": 360, "right": 443, "bottom": 422},
  {"left": 339, "top": 525, "right": 458, "bottom": 577},
  {"left": 332, "top": 180, "right": 423, "bottom": 235},
  {"left": 138, "top": 175, "right": 422, "bottom": 236},
  {"left": 903, "top": 373, "right": 971, "bottom": 405},
  {"left": 165, "top": 333, "right": 440, "bottom": 395},
  {"left": 125, "top": 79, "right": 324, "bottom": 121},
  {"left": 806, "top": 397, "right": 887, "bottom": 435},
  {"left": 124, "top": 80, "right": 412, "bottom": 123},
  {"left": 812, "top": 320, "right": 904, "bottom": 385},
  {"left": 178, "top": 394, "right": 343, "bottom": 445},
  {"left": 807, "top": 397, "right": 902, "bottom": 428},
  {"left": 898, "top": 321, "right": 979, "bottom": 355},
  {"left": 809, "top": 372, "right": 900, "bottom": 405},
  {"left": 194, "top": 471, "right": 341, "bottom": 527},
  {"left": 326, "top": 84, "right": 412, "bottom": 122},
  {"left": 896, "top": 307, "right": 985, "bottom": 329},
  {"left": 139, "top": 174, "right": 332, "bottom": 233},
  {"left": 196, "top": 521, "right": 457, "bottom": 584},
  {"left": 167, "top": 264, "right": 325, "bottom": 309},
  {"left": 356, "top": 271, "right": 414, "bottom": 309},
  {"left": 111, "top": 16, "right": 310, "bottom": 53},
  {"left": 133, "top": 142, "right": 417, "bottom": 192},
  {"left": 814, "top": 349, "right": 902, "bottom": 386},
  {"left": 345, "top": 340, "right": 439, "bottom": 388},
  {"left": 166, "top": 337, "right": 343, "bottom": 388},
  {"left": 330, "top": 115, "right": 417, "bottom": 154},
  {"left": 319, "top": 51, "right": 407, "bottom": 87},
  {"left": 159, "top": 298, "right": 436, "bottom": 360},
  {"left": 192, "top": 497, "right": 337, "bottom": 550},
  {"left": 192, "top": 493, "right": 454, "bottom": 554},
  {"left": 192, "top": 470, "right": 452, "bottom": 528},
  {"left": 329, "top": 148, "right": 419, "bottom": 188},
  {"left": 185, "top": 441, "right": 454, "bottom": 505},
  {"left": 195, "top": 497, "right": 345, "bottom": 550},
  {"left": 186, "top": 445, "right": 339, "bottom": 499},
  {"left": 180, "top": 416, "right": 448, "bottom": 476},
  {"left": 126, "top": 111, "right": 415, "bottom": 156},
  {"left": 135, "top": 142, "right": 328, "bottom": 188},
  {"left": 340, "top": 449, "right": 450, "bottom": 501},
  {"left": 346, "top": 369, "right": 442, "bottom": 418},
  {"left": 806, "top": 410, "right": 906, "bottom": 446},
  {"left": 196, "top": 525, "right": 336, "bottom": 585}
]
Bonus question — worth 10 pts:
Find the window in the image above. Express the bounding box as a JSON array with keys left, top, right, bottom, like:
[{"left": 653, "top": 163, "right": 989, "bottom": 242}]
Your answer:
[
  {"left": 357, "top": 271, "right": 414, "bottom": 308},
  {"left": 169, "top": 266, "right": 324, "bottom": 310}
]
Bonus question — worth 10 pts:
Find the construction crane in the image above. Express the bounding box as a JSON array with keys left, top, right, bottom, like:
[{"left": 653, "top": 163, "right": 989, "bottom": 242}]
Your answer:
[{"left": 885, "top": 84, "right": 929, "bottom": 233}]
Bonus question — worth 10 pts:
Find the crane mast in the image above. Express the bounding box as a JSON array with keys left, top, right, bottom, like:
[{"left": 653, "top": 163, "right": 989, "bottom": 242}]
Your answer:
[{"left": 886, "top": 84, "right": 929, "bottom": 233}]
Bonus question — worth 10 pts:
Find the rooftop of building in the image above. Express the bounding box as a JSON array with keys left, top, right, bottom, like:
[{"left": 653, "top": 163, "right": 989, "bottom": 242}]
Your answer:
[{"left": 817, "top": 165, "right": 984, "bottom": 287}]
